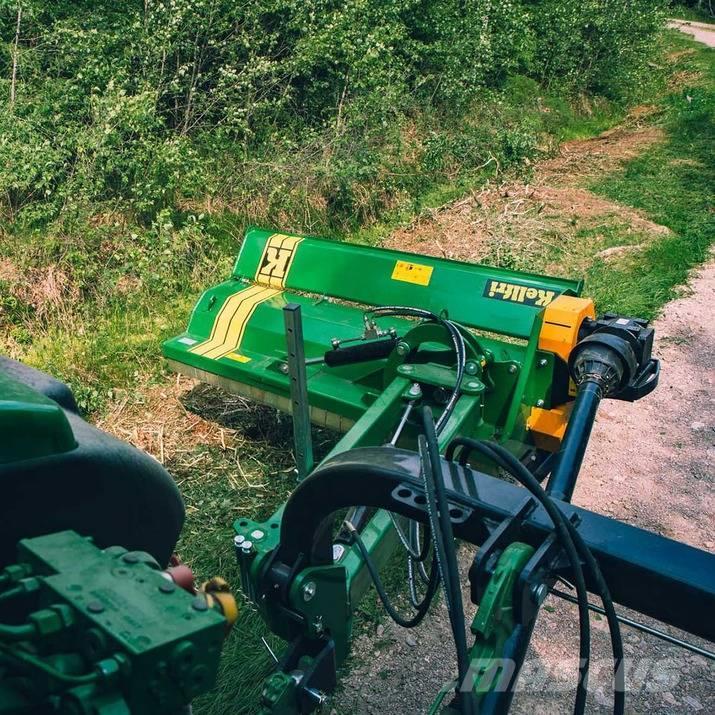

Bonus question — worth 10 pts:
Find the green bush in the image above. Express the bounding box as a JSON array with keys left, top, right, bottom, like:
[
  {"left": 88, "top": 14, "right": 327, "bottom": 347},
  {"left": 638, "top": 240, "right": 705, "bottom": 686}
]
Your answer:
[{"left": 0, "top": 0, "right": 664, "bottom": 230}]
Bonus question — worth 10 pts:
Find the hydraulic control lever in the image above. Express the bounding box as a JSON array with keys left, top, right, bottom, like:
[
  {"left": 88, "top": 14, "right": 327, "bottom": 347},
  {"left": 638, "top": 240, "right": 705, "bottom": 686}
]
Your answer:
[{"left": 547, "top": 313, "right": 660, "bottom": 501}]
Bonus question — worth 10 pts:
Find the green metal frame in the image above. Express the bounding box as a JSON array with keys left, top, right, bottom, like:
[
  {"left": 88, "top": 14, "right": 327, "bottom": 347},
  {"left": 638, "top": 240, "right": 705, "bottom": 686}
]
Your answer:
[{"left": 163, "top": 227, "right": 586, "bottom": 713}]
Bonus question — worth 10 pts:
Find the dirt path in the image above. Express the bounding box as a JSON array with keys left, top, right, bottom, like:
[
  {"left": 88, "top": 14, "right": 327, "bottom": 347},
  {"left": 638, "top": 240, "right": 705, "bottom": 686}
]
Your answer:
[{"left": 668, "top": 19, "right": 715, "bottom": 48}]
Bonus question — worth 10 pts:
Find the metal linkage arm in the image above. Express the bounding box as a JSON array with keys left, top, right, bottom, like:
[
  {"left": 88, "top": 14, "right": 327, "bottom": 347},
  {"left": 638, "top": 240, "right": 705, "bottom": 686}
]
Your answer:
[{"left": 274, "top": 446, "right": 715, "bottom": 642}]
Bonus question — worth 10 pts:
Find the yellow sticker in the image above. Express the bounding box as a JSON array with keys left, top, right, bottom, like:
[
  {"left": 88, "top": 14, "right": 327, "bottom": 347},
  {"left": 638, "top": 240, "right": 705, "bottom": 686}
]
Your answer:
[
  {"left": 225, "top": 352, "right": 251, "bottom": 363},
  {"left": 391, "top": 260, "right": 433, "bottom": 287}
]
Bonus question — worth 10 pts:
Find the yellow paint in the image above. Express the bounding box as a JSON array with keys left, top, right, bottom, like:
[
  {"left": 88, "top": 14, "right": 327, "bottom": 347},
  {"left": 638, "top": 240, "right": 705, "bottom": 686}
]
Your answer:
[
  {"left": 528, "top": 295, "right": 595, "bottom": 449},
  {"left": 255, "top": 234, "right": 304, "bottom": 288},
  {"left": 538, "top": 295, "right": 595, "bottom": 362},
  {"left": 225, "top": 352, "right": 252, "bottom": 363},
  {"left": 391, "top": 260, "right": 434, "bottom": 286},
  {"left": 527, "top": 404, "right": 572, "bottom": 452},
  {"left": 485, "top": 280, "right": 555, "bottom": 307},
  {"left": 190, "top": 285, "right": 281, "bottom": 359}
]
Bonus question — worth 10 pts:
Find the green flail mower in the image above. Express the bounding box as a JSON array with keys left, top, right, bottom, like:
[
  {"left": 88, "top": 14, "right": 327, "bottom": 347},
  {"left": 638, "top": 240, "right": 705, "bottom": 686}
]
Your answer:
[{"left": 1, "top": 227, "right": 713, "bottom": 714}]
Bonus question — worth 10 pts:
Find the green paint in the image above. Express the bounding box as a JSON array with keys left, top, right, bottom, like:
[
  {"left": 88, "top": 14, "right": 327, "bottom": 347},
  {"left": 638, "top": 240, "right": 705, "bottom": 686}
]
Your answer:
[
  {"left": 0, "top": 531, "right": 226, "bottom": 714},
  {"left": 0, "top": 373, "right": 76, "bottom": 464}
]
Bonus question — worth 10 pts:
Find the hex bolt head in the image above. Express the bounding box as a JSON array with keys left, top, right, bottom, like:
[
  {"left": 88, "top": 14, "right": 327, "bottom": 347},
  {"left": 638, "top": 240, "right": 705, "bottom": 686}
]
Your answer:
[
  {"left": 233, "top": 535, "right": 245, "bottom": 547},
  {"left": 250, "top": 529, "right": 265, "bottom": 541},
  {"left": 279, "top": 363, "right": 289, "bottom": 375},
  {"left": 508, "top": 364, "right": 518, "bottom": 374},
  {"left": 191, "top": 596, "right": 209, "bottom": 612},
  {"left": 408, "top": 383, "right": 422, "bottom": 397},
  {"left": 87, "top": 601, "right": 105, "bottom": 614},
  {"left": 538, "top": 358, "right": 548, "bottom": 368},
  {"left": 536, "top": 399, "right": 545, "bottom": 407},
  {"left": 241, "top": 541, "right": 253, "bottom": 554},
  {"left": 302, "top": 581, "right": 317, "bottom": 602}
]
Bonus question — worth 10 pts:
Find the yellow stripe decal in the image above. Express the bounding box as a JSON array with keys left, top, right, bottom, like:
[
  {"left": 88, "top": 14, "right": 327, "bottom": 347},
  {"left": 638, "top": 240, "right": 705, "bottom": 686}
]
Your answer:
[
  {"left": 255, "top": 234, "right": 304, "bottom": 288},
  {"left": 189, "top": 284, "right": 266, "bottom": 356},
  {"left": 190, "top": 285, "right": 280, "bottom": 359}
]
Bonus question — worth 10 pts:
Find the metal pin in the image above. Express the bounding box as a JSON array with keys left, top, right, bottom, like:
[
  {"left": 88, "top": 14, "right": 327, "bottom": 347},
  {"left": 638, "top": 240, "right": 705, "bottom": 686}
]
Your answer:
[
  {"left": 261, "top": 636, "right": 279, "bottom": 664},
  {"left": 389, "top": 400, "right": 415, "bottom": 446}
]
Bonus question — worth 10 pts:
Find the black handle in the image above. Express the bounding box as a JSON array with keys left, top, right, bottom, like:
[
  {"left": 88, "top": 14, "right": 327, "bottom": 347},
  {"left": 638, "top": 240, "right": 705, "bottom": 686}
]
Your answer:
[{"left": 323, "top": 337, "right": 398, "bottom": 367}]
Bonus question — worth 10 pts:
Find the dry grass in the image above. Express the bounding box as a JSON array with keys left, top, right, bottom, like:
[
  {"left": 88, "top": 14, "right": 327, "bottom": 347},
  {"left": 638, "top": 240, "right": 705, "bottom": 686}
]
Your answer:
[{"left": 385, "top": 111, "right": 669, "bottom": 274}]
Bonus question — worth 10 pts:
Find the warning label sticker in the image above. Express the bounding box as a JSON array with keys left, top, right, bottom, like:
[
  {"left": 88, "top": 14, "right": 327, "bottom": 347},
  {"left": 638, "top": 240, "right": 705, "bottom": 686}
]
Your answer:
[{"left": 391, "top": 260, "right": 433, "bottom": 287}]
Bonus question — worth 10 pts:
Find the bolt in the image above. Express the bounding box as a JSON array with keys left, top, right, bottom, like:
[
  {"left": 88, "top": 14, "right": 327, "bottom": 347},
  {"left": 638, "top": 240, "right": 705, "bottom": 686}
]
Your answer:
[
  {"left": 408, "top": 383, "right": 422, "bottom": 397},
  {"left": 331, "top": 338, "right": 340, "bottom": 349},
  {"left": 191, "top": 596, "right": 209, "bottom": 612},
  {"left": 465, "top": 361, "right": 478, "bottom": 375},
  {"left": 401, "top": 364, "right": 414, "bottom": 373},
  {"left": 396, "top": 341, "right": 410, "bottom": 357},
  {"left": 279, "top": 363, "right": 289, "bottom": 375},
  {"left": 531, "top": 583, "right": 549, "bottom": 605},
  {"left": 466, "top": 380, "right": 480, "bottom": 390},
  {"left": 87, "top": 601, "right": 104, "bottom": 614},
  {"left": 122, "top": 553, "right": 139, "bottom": 564},
  {"left": 241, "top": 541, "right": 253, "bottom": 554},
  {"left": 302, "top": 581, "right": 317, "bottom": 602},
  {"left": 538, "top": 358, "right": 548, "bottom": 368},
  {"left": 250, "top": 529, "right": 265, "bottom": 540},
  {"left": 233, "top": 535, "right": 245, "bottom": 547},
  {"left": 536, "top": 399, "right": 545, "bottom": 407},
  {"left": 159, "top": 581, "right": 176, "bottom": 594},
  {"left": 508, "top": 364, "right": 518, "bottom": 374}
]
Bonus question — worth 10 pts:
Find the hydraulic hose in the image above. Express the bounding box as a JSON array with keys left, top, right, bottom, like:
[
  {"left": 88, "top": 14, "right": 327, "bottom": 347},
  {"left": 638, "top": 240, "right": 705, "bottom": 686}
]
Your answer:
[
  {"left": 446, "top": 436, "right": 592, "bottom": 715},
  {"left": 421, "top": 408, "right": 475, "bottom": 715},
  {"left": 348, "top": 521, "right": 440, "bottom": 628}
]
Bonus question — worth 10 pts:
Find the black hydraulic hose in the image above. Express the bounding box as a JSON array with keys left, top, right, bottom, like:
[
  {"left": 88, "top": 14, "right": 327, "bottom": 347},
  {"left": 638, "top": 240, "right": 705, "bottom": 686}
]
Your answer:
[
  {"left": 421, "top": 408, "right": 475, "bottom": 715},
  {"left": 547, "top": 380, "right": 603, "bottom": 502},
  {"left": 366, "top": 306, "right": 467, "bottom": 433},
  {"left": 446, "top": 436, "right": 591, "bottom": 715},
  {"left": 476, "top": 440, "right": 625, "bottom": 715},
  {"left": 348, "top": 522, "right": 440, "bottom": 628}
]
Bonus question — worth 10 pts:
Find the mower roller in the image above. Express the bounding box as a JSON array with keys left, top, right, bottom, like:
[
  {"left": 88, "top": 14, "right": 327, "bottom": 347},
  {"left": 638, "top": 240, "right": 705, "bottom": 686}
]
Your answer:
[{"left": 162, "top": 228, "right": 713, "bottom": 714}]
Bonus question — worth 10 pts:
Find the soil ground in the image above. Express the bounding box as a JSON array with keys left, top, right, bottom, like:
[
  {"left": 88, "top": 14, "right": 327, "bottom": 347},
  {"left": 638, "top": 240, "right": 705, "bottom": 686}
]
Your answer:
[{"left": 668, "top": 19, "right": 715, "bottom": 49}]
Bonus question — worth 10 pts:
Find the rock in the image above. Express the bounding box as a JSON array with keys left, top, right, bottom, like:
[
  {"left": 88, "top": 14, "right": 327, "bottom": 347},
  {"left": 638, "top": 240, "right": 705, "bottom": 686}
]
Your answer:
[
  {"left": 682, "top": 695, "right": 703, "bottom": 711},
  {"left": 691, "top": 421, "right": 706, "bottom": 430},
  {"left": 662, "top": 692, "right": 677, "bottom": 706},
  {"left": 405, "top": 634, "right": 417, "bottom": 647},
  {"left": 376, "top": 624, "right": 385, "bottom": 637}
]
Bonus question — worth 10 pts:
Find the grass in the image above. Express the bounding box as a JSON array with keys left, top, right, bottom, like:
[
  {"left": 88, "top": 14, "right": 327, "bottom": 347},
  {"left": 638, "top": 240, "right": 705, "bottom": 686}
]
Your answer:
[
  {"left": 586, "top": 33, "right": 714, "bottom": 317},
  {"left": 0, "top": 26, "right": 713, "bottom": 715}
]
